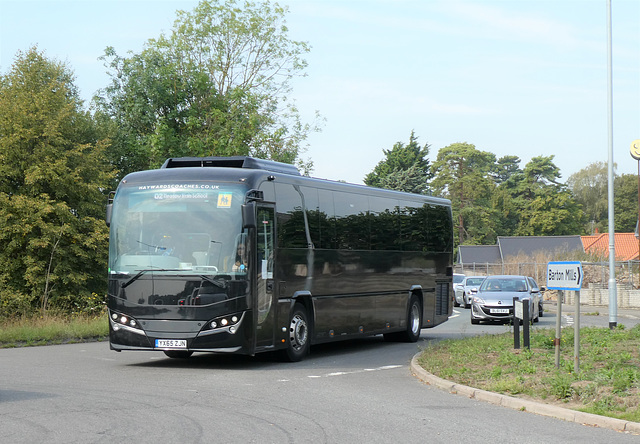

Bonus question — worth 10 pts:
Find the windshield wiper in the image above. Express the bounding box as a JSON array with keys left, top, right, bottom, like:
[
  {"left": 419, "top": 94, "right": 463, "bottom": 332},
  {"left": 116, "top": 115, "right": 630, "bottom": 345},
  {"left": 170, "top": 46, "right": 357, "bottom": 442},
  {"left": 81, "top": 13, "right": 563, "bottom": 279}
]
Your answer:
[
  {"left": 120, "top": 268, "right": 181, "bottom": 288},
  {"left": 136, "top": 240, "right": 167, "bottom": 252}
]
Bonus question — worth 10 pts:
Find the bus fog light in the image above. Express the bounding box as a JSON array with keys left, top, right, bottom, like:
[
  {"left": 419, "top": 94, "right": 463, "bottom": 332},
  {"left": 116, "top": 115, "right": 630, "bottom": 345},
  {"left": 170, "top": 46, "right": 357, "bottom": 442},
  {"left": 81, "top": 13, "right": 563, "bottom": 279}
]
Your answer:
[{"left": 229, "top": 326, "right": 236, "bottom": 334}]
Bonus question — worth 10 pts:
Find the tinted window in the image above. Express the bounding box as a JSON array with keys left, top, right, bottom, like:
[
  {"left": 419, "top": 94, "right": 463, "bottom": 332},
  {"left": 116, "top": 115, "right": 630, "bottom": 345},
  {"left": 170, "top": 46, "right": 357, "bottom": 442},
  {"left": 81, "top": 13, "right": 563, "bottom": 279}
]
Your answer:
[
  {"left": 402, "top": 200, "right": 428, "bottom": 251},
  {"left": 426, "top": 204, "right": 453, "bottom": 253},
  {"left": 275, "top": 183, "right": 306, "bottom": 248},
  {"left": 369, "top": 196, "right": 398, "bottom": 251},
  {"left": 301, "top": 186, "right": 319, "bottom": 247},
  {"left": 333, "top": 191, "right": 369, "bottom": 250},
  {"left": 317, "top": 189, "right": 336, "bottom": 249}
]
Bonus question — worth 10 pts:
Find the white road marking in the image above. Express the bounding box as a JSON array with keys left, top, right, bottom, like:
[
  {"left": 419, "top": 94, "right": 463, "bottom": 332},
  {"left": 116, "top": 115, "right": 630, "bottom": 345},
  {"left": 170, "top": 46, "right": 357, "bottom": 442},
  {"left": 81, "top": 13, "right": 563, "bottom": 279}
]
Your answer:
[{"left": 307, "top": 364, "right": 402, "bottom": 379}]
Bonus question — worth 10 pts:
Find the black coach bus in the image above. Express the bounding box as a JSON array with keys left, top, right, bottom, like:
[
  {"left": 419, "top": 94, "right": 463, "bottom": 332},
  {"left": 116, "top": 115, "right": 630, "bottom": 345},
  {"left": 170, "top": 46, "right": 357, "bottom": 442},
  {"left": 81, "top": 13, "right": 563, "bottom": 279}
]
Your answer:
[{"left": 106, "top": 156, "right": 453, "bottom": 361}]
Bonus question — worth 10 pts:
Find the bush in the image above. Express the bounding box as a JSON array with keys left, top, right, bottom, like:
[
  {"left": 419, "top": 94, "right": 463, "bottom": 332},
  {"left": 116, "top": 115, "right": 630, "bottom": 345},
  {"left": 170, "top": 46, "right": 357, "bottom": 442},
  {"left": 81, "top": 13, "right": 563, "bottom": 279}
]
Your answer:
[{"left": 0, "top": 289, "right": 36, "bottom": 319}]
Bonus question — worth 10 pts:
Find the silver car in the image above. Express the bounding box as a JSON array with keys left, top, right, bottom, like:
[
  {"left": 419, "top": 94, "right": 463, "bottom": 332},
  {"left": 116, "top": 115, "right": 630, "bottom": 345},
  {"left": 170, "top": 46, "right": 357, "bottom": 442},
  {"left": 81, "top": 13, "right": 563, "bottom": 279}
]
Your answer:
[
  {"left": 470, "top": 275, "right": 542, "bottom": 324},
  {"left": 454, "top": 276, "right": 486, "bottom": 308},
  {"left": 453, "top": 273, "right": 465, "bottom": 305}
]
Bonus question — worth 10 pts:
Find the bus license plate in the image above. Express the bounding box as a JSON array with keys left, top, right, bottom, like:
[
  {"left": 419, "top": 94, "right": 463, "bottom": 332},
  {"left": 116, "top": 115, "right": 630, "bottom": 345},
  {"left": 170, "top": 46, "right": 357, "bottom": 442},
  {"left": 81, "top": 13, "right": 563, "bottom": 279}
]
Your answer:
[
  {"left": 155, "top": 339, "right": 187, "bottom": 349},
  {"left": 490, "top": 308, "right": 509, "bottom": 314}
]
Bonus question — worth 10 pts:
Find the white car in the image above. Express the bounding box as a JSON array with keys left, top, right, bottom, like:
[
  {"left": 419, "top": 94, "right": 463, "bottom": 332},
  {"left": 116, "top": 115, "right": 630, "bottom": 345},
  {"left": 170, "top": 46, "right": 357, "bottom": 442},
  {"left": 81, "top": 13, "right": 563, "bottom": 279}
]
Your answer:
[
  {"left": 454, "top": 276, "right": 486, "bottom": 308},
  {"left": 452, "top": 273, "right": 465, "bottom": 307}
]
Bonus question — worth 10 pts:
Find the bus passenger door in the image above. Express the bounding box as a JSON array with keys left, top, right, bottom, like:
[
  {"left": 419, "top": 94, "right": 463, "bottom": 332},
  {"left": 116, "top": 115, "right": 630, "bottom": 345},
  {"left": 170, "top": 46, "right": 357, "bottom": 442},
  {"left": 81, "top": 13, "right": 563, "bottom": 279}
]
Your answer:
[{"left": 255, "top": 205, "right": 276, "bottom": 348}]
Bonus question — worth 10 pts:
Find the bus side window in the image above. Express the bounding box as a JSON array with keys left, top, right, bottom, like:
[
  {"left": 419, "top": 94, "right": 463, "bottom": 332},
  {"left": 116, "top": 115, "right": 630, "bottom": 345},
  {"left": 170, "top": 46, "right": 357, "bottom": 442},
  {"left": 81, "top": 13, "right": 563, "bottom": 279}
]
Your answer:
[{"left": 257, "top": 208, "right": 274, "bottom": 279}]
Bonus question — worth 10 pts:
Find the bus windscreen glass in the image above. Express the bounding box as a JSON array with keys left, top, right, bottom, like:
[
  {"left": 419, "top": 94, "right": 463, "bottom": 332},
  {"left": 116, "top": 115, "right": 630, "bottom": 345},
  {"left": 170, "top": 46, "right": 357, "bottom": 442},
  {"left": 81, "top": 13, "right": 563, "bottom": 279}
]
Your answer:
[{"left": 108, "top": 184, "right": 246, "bottom": 277}]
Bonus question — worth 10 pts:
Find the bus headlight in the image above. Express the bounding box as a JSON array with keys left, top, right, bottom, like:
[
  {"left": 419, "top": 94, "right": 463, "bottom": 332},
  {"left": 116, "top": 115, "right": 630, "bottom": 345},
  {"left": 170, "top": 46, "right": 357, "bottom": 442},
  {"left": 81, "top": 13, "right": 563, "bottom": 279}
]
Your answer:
[
  {"left": 109, "top": 310, "right": 144, "bottom": 335},
  {"left": 206, "top": 313, "right": 243, "bottom": 333}
]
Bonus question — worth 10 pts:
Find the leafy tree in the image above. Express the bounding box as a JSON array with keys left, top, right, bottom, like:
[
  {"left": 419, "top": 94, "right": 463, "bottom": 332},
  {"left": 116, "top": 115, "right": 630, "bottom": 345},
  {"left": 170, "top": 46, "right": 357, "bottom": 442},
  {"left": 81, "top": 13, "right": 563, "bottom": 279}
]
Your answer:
[
  {"left": 97, "top": 0, "right": 318, "bottom": 180},
  {"left": 496, "top": 155, "right": 584, "bottom": 236},
  {"left": 0, "top": 47, "right": 113, "bottom": 318},
  {"left": 492, "top": 155, "right": 522, "bottom": 184},
  {"left": 515, "top": 187, "right": 584, "bottom": 236},
  {"left": 523, "top": 155, "right": 562, "bottom": 186},
  {"left": 364, "top": 131, "right": 433, "bottom": 193},
  {"left": 567, "top": 162, "right": 638, "bottom": 234},
  {"left": 430, "top": 142, "right": 497, "bottom": 245},
  {"left": 566, "top": 161, "right": 609, "bottom": 233},
  {"left": 613, "top": 174, "right": 638, "bottom": 233}
]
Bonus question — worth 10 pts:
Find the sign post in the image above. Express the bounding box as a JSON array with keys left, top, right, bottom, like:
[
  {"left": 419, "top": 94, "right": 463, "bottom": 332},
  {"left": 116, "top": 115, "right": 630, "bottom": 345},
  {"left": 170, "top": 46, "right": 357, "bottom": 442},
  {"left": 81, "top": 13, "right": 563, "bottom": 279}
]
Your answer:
[
  {"left": 513, "top": 298, "right": 520, "bottom": 350},
  {"left": 574, "top": 290, "right": 580, "bottom": 373},
  {"left": 547, "top": 261, "right": 583, "bottom": 291},
  {"left": 630, "top": 139, "right": 640, "bottom": 290},
  {"left": 554, "top": 291, "right": 562, "bottom": 368},
  {"left": 513, "top": 298, "right": 530, "bottom": 349},
  {"left": 547, "top": 261, "right": 583, "bottom": 371}
]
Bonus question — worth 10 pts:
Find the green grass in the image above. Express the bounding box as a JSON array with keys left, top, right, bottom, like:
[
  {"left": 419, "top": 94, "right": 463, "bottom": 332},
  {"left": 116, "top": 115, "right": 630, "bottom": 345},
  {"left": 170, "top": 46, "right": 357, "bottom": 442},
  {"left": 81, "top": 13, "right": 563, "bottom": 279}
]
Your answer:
[
  {"left": 0, "top": 314, "right": 108, "bottom": 348},
  {"left": 417, "top": 325, "right": 640, "bottom": 422}
]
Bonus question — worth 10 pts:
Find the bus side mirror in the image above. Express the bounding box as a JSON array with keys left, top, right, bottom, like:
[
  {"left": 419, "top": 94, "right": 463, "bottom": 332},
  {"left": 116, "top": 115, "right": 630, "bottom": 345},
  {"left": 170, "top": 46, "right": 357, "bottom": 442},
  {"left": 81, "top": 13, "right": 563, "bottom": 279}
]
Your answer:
[
  {"left": 106, "top": 191, "right": 115, "bottom": 227},
  {"left": 106, "top": 203, "right": 112, "bottom": 227},
  {"left": 242, "top": 202, "right": 256, "bottom": 229}
]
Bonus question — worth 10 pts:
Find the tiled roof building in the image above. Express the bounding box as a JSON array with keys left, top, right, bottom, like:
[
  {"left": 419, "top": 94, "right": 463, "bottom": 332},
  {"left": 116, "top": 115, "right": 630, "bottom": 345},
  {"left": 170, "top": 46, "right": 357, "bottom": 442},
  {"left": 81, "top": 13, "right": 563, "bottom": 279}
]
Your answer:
[
  {"left": 457, "top": 234, "right": 640, "bottom": 265},
  {"left": 457, "top": 236, "right": 584, "bottom": 265},
  {"left": 581, "top": 233, "right": 639, "bottom": 261}
]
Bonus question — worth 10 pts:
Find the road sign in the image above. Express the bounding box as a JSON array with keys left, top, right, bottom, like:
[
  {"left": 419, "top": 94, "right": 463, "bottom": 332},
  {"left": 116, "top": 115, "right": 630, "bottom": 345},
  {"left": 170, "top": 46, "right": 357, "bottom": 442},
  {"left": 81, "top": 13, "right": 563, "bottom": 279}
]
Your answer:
[
  {"left": 547, "top": 261, "right": 583, "bottom": 290},
  {"left": 630, "top": 139, "right": 640, "bottom": 160},
  {"left": 514, "top": 300, "right": 523, "bottom": 320}
]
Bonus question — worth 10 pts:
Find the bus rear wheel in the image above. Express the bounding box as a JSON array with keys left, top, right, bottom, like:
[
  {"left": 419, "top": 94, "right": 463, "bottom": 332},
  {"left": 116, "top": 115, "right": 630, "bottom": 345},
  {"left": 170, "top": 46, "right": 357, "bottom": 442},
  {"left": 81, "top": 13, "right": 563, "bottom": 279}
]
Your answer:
[
  {"left": 281, "top": 303, "right": 310, "bottom": 362},
  {"left": 384, "top": 294, "right": 422, "bottom": 342}
]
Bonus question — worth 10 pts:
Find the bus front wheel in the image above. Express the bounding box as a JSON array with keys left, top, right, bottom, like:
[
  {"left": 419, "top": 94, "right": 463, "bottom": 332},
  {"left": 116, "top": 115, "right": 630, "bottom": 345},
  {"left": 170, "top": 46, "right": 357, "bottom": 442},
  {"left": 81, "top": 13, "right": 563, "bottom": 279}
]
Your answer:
[
  {"left": 281, "top": 303, "right": 310, "bottom": 362},
  {"left": 163, "top": 350, "right": 193, "bottom": 359}
]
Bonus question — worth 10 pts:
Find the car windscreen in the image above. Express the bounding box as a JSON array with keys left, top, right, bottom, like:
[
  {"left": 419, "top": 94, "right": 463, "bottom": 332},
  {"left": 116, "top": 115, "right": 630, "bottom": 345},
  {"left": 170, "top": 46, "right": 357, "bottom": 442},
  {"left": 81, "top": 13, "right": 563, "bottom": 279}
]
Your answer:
[{"left": 481, "top": 278, "right": 527, "bottom": 292}]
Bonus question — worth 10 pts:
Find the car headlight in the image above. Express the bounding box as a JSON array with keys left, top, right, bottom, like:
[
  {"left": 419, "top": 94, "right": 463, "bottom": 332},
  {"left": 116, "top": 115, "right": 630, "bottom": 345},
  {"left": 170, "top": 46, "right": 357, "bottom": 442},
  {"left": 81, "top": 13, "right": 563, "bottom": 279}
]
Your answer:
[{"left": 473, "top": 296, "right": 486, "bottom": 305}]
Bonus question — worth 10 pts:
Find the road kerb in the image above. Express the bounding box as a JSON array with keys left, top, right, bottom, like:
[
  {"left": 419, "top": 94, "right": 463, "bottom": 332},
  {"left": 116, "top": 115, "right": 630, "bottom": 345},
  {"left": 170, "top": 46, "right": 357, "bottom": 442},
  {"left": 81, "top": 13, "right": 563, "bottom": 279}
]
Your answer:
[{"left": 411, "top": 354, "right": 639, "bottom": 435}]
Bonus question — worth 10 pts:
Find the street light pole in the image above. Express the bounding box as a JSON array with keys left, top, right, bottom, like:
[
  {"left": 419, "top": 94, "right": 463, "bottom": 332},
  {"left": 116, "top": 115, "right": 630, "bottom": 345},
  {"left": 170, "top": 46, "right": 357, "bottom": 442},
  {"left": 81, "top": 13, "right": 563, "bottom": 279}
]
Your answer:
[
  {"left": 630, "top": 142, "right": 640, "bottom": 287},
  {"left": 606, "top": 0, "right": 617, "bottom": 329}
]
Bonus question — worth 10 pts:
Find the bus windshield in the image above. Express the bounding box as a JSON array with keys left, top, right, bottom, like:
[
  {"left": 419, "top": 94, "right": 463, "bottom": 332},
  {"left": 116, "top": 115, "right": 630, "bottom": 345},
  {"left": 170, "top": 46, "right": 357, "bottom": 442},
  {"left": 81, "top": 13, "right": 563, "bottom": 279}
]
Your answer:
[{"left": 108, "top": 183, "right": 247, "bottom": 277}]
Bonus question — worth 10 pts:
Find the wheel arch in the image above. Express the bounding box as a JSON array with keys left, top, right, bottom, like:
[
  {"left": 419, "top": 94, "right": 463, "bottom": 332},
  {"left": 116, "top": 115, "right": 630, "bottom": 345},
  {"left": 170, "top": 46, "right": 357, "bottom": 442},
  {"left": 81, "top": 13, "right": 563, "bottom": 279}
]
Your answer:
[
  {"left": 291, "top": 290, "right": 314, "bottom": 336},
  {"left": 409, "top": 285, "right": 425, "bottom": 326}
]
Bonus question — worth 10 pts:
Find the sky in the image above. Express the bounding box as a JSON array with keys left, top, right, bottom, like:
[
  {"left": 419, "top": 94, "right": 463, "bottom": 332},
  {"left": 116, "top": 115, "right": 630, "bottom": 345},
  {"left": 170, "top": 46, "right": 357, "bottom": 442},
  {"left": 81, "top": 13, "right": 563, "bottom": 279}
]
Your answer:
[{"left": 1, "top": 0, "right": 638, "bottom": 185}]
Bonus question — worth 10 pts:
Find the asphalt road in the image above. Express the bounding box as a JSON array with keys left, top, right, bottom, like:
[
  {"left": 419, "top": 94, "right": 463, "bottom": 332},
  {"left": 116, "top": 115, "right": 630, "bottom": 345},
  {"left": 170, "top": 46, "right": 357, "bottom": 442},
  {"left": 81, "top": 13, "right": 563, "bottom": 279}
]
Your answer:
[{"left": 1, "top": 306, "right": 638, "bottom": 443}]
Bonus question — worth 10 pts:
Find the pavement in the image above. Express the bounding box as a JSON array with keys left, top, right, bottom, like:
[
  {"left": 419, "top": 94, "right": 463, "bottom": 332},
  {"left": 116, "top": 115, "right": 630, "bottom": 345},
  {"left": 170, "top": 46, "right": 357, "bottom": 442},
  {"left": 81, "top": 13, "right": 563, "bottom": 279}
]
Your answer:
[
  {"left": 410, "top": 305, "right": 640, "bottom": 435},
  {"left": 557, "top": 303, "right": 640, "bottom": 322}
]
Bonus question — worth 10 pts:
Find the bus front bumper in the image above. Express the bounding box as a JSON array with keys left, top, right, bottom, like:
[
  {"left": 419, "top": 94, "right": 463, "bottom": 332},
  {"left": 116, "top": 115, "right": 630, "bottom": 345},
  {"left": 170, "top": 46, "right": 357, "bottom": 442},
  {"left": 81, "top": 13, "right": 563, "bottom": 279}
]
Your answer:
[{"left": 108, "top": 310, "right": 251, "bottom": 354}]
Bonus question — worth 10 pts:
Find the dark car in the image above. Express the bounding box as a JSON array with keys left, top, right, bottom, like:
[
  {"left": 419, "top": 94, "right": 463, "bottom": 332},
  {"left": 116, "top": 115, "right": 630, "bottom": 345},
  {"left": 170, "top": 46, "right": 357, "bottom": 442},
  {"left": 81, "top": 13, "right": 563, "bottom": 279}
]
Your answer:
[{"left": 470, "top": 275, "right": 542, "bottom": 324}]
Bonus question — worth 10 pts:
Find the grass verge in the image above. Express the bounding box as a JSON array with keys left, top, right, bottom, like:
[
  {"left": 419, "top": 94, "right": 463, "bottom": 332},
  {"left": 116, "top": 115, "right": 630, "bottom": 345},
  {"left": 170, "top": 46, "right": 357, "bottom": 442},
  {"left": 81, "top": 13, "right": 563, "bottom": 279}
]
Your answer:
[
  {"left": 0, "top": 315, "right": 108, "bottom": 348},
  {"left": 417, "top": 324, "right": 640, "bottom": 422}
]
